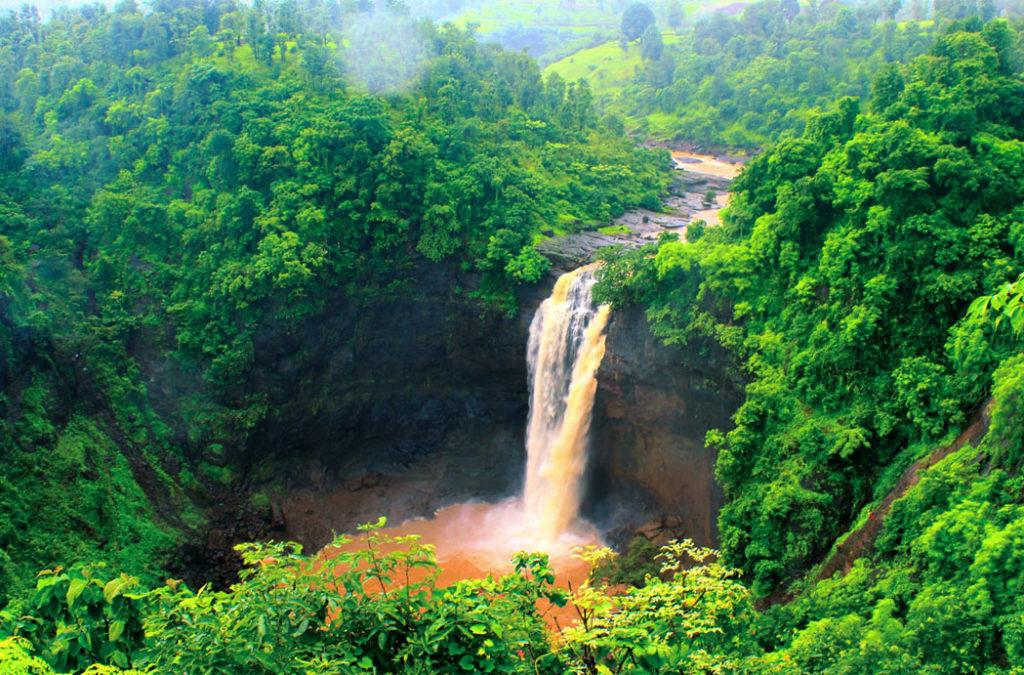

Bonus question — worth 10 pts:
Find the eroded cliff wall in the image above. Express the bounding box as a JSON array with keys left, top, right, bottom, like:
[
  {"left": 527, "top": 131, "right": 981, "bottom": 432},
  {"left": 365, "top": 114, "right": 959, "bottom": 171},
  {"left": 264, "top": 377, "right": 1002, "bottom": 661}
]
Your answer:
[
  {"left": 238, "top": 268, "right": 739, "bottom": 555},
  {"left": 587, "top": 307, "right": 741, "bottom": 547},
  {"left": 246, "top": 265, "right": 546, "bottom": 550}
]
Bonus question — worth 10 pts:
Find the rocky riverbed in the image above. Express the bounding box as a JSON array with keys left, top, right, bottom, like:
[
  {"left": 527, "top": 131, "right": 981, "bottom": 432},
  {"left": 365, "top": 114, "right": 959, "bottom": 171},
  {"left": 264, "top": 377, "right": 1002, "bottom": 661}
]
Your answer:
[{"left": 537, "top": 151, "right": 741, "bottom": 268}]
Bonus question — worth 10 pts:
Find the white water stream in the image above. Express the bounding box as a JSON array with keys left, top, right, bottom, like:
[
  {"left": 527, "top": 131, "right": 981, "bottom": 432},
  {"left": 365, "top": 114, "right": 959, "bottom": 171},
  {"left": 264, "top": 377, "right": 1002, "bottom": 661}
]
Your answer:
[{"left": 523, "top": 263, "right": 610, "bottom": 543}]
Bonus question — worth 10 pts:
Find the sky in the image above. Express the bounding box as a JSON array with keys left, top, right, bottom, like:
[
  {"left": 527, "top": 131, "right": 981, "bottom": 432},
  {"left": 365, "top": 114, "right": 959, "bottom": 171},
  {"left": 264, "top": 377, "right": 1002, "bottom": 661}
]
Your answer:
[{"left": 0, "top": 0, "right": 114, "bottom": 16}]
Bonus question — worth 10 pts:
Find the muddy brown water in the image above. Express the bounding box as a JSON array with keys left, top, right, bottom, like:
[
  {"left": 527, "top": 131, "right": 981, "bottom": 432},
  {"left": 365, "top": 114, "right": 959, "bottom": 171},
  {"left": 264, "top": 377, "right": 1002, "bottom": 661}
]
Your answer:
[{"left": 321, "top": 500, "right": 598, "bottom": 628}]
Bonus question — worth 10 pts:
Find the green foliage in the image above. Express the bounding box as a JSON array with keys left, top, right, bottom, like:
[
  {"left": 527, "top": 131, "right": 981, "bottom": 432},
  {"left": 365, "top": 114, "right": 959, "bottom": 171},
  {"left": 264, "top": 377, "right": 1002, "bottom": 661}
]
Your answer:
[
  {"left": 767, "top": 349, "right": 1024, "bottom": 671},
  {"left": 2, "top": 532, "right": 777, "bottom": 674},
  {"left": 590, "top": 536, "right": 661, "bottom": 588},
  {"left": 3, "top": 520, "right": 569, "bottom": 673},
  {"left": 3, "top": 1, "right": 1023, "bottom": 672},
  {"left": 571, "top": 0, "right": 951, "bottom": 148},
  {"left": 142, "top": 525, "right": 565, "bottom": 673},
  {"left": 0, "top": 412, "right": 177, "bottom": 606},
  {"left": 0, "top": 636, "right": 54, "bottom": 674},
  {"left": 596, "top": 20, "right": 1024, "bottom": 599},
  {"left": 966, "top": 271, "right": 1024, "bottom": 337},
  {"left": 422, "top": 0, "right": 631, "bottom": 65},
  {"left": 558, "top": 541, "right": 759, "bottom": 673},
  {"left": 593, "top": 17, "right": 1024, "bottom": 671},
  {"left": 0, "top": 0, "right": 665, "bottom": 605},
  {"left": 621, "top": 4, "right": 658, "bottom": 42},
  {"left": 640, "top": 25, "right": 665, "bottom": 62},
  {"left": 4, "top": 565, "right": 148, "bottom": 672}
]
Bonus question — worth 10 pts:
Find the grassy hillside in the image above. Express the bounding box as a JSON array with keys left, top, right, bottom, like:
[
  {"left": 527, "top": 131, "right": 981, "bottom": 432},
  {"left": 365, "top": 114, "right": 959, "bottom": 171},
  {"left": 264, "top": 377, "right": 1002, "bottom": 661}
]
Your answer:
[
  {"left": 546, "top": 1, "right": 943, "bottom": 148},
  {"left": 432, "top": 0, "right": 621, "bottom": 63},
  {"left": 545, "top": 40, "right": 647, "bottom": 97},
  {"left": 434, "top": 0, "right": 749, "bottom": 64},
  {"left": 444, "top": 0, "right": 617, "bottom": 33},
  {"left": 544, "top": 34, "right": 688, "bottom": 135}
]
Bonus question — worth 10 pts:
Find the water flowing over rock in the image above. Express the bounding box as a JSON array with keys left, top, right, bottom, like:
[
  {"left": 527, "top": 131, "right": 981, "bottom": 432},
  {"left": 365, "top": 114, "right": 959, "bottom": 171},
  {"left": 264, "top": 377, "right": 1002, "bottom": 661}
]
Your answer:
[
  {"left": 316, "top": 265, "right": 613, "bottom": 611},
  {"left": 230, "top": 261, "right": 738, "bottom": 568},
  {"left": 524, "top": 263, "right": 610, "bottom": 543}
]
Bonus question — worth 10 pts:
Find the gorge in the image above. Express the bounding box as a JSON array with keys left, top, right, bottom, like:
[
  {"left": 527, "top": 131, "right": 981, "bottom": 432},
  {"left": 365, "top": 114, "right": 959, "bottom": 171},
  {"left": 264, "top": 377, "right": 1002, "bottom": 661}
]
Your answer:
[
  {"left": 317, "top": 264, "right": 612, "bottom": 598},
  {"left": 241, "top": 156, "right": 742, "bottom": 581},
  {"left": 6, "top": 3, "right": 1023, "bottom": 670}
]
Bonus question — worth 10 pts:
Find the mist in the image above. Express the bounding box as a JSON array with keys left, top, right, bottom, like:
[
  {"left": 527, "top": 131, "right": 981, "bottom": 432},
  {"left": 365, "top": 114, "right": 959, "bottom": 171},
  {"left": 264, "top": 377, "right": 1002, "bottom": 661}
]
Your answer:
[{"left": 343, "top": 8, "right": 433, "bottom": 94}]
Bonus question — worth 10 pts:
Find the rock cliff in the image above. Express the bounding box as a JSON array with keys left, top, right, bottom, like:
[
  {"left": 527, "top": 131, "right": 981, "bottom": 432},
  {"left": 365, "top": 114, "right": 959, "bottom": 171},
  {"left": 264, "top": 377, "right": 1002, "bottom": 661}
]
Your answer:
[
  {"left": 245, "top": 264, "right": 545, "bottom": 550},
  {"left": 246, "top": 266, "right": 740, "bottom": 554},
  {"left": 587, "top": 307, "right": 742, "bottom": 547}
]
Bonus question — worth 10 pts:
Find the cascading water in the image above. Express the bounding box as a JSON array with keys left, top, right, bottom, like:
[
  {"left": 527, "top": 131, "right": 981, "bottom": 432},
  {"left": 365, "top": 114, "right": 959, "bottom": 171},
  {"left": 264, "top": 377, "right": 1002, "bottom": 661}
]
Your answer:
[
  {"left": 326, "top": 265, "right": 610, "bottom": 620},
  {"left": 523, "top": 263, "right": 610, "bottom": 543}
]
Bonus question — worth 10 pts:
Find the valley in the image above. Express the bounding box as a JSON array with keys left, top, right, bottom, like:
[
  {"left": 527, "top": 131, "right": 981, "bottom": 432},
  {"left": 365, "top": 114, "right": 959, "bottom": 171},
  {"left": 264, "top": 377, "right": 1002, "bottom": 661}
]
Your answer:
[{"left": 0, "top": 0, "right": 1023, "bottom": 672}]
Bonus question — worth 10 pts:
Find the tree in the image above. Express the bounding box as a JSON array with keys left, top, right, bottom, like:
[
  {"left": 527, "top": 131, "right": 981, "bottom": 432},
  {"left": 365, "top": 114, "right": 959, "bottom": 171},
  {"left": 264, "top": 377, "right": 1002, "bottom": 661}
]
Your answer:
[
  {"left": 881, "top": 0, "right": 904, "bottom": 20},
  {"left": 871, "top": 62, "right": 905, "bottom": 111},
  {"left": 6, "top": 523, "right": 568, "bottom": 673},
  {"left": 640, "top": 23, "right": 663, "bottom": 60},
  {"left": 621, "top": 2, "right": 656, "bottom": 42},
  {"left": 781, "top": 0, "right": 801, "bottom": 21},
  {"left": 966, "top": 273, "right": 1024, "bottom": 339},
  {"left": 666, "top": 0, "right": 684, "bottom": 29},
  {"left": 188, "top": 25, "right": 215, "bottom": 58},
  {"left": 0, "top": 3, "right": 670, "bottom": 611},
  {"left": 559, "top": 541, "right": 757, "bottom": 672},
  {"left": 0, "top": 116, "right": 26, "bottom": 172}
]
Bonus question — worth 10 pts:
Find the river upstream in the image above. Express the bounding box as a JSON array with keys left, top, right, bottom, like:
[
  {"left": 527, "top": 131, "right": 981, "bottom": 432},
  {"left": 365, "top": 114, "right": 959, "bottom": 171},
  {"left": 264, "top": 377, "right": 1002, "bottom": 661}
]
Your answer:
[{"left": 537, "top": 149, "right": 743, "bottom": 266}]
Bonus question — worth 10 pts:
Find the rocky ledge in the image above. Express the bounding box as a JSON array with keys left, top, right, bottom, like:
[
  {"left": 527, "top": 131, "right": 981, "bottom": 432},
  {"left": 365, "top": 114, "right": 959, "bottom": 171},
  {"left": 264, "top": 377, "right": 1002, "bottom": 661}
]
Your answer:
[{"left": 537, "top": 157, "right": 737, "bottom": 269}]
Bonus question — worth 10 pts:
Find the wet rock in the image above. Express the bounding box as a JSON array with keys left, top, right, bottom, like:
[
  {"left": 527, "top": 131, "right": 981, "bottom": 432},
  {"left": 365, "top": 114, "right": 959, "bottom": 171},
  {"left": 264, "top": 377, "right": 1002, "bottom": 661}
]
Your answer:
[
  {"left": 536, "top": 231, "right": 629, "bottom": 269},
  {"left": 585, "top": 306, "right": 742, "bottom": 548},
  {"left": 270, "top": 500, "right": 286, "bottom": 529},
  {"left": 243, "top": 263, "right": 549, "bottom": 553},
  {"left": 344, "top": 471, "right": 383, "bottom": 492},
  {"left": 637, "top": 515, "right": 686, "bottom": 546},
  {"left": 206, "top": 238, "right": 740, "bottom": 563}
]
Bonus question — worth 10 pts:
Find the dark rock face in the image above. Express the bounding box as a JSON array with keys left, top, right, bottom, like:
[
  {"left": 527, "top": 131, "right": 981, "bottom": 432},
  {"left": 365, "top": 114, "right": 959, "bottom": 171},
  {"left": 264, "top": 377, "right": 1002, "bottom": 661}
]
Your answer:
[
  {"left": 243, "top": 266, "right": 740, "bottom": 556},
  {"left": 247, "top": 264, "right": 548, "bottom": 551},
  {"left": 586, "top": 307, "right": 741, "bottom": 548}
]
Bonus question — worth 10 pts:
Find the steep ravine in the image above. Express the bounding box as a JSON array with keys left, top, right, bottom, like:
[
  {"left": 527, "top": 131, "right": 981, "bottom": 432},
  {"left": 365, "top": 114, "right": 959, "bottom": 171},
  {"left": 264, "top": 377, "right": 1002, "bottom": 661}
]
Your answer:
[
  {"left": 229, "top": 153, "right": 746, "bottom": 561},
  {"left": 236, "top": 264, "right": 739, "bottom": 558},
  {"left": 245, "top": 264, "right": 544, "bottom": 550}
]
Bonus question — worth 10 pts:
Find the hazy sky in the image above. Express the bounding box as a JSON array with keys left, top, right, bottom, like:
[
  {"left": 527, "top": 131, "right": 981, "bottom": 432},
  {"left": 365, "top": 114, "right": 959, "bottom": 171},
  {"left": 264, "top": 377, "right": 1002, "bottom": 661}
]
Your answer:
[{"left": 0, "top": 0, "right": 114, "bottom": 16}]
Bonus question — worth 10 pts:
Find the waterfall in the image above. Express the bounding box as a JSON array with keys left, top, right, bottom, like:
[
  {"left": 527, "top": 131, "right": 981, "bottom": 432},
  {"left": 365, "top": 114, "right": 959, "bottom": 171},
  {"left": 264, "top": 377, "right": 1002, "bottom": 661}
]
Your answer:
[
  {"left": 523, "top": 263, "right": 611, "bottom": 543},
  {"left": 325, "top": 264, "right": 610, "bottom": 612}
]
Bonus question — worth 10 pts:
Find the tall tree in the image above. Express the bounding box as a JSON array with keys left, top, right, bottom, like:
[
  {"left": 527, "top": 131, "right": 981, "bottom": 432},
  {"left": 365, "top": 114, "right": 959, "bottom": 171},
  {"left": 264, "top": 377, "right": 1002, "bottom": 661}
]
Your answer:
[
  {"left": 640, "top": 23, "right": 663, "bottom": 60},
  {"left": 781, "top": 0, "right": 801, "bottom": 21},
  {"left": 621, "top": 2, "right": 656, "bottom": 41},
  {"left": 666, "top": 0, "right": 684, "bottom": 29}
]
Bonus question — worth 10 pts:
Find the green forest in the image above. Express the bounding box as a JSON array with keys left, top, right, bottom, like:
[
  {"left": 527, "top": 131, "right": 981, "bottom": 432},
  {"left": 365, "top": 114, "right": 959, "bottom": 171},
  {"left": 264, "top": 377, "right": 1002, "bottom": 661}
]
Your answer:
[
  {"left": 1, "top": 0, "right": 1024, "bottom": 672},
  {"left": 0, "top": 0, "right": 663, "bottom": 598}
]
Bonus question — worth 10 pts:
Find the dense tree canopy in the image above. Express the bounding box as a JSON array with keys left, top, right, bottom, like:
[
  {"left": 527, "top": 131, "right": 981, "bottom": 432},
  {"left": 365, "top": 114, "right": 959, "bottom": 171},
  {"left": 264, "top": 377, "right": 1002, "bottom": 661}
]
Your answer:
[
  {"left": 2, "top": 0, "right": 1024, "bottom": 672},
  {"left": 0, "top": 0, "right": 665, "bottom": 606},
  {"left": 611, "top": 0, "right": 950, "bottom": 147},
  {"left": 595, "top": 17, "right": 1024, "bottom": 670},
  {"left": 601, "top": 16, "right": 1024, "bottom": 594}
]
